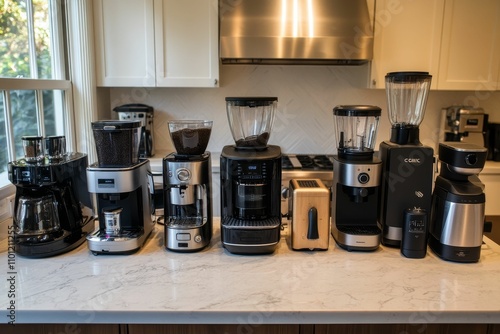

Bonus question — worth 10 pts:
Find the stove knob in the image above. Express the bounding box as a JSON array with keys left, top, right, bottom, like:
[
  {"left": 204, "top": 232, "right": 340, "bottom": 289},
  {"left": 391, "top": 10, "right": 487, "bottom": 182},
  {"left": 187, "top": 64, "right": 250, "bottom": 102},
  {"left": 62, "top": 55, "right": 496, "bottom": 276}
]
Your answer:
[
  {"left": 358, "top": 172, "right": 370, "bottom": 184},
  {"left": 177, "top": 168, "right": 191, "bottom": 181}
]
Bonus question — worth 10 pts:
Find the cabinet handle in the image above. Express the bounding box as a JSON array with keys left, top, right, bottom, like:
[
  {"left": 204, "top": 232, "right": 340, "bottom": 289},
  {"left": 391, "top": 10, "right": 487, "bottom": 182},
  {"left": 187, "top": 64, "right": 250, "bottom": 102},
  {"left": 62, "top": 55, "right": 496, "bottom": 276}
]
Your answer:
[{"left": 214, "top": 79, "right": 218, "bottom": 86}]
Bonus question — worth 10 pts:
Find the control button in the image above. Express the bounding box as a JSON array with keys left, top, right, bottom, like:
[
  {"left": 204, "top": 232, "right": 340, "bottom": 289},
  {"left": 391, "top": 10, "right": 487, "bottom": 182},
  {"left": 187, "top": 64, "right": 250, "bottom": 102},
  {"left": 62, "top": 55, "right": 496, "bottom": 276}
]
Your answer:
[
  {"left": 358, "top": 172, "right": 370, "bottom": 184},
  {"left": 194, "top": 235, "right": 202, "bottom": 243},
  {"left": 465, "top": 154, "right": 477, "bottom": 166},
  {"left": 359, "top": 188, "right": 369, "bottom": 197},
  {"left": 176, "top": 233, "right": 191, "bottom": 241},
  {"left": 177, "top": 168, "right": 191, "bottom": 181}
]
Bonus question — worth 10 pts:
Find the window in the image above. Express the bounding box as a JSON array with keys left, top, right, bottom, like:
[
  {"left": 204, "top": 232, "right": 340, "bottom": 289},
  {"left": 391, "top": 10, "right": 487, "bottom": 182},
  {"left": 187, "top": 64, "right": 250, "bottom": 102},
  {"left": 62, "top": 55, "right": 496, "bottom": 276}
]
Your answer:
[{"left": 0, "top": 0, "right": 72, "bottom": 189}]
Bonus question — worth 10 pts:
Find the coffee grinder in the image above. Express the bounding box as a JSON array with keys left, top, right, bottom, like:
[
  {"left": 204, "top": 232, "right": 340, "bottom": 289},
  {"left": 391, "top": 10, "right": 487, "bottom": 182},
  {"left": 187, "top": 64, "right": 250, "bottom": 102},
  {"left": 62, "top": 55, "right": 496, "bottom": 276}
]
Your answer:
[
  {"left": 331, "top": 105, "right": 382, "bottom": 251},
  {"left": 114, "top": 103, "right": 155, "bottom": 158},
  {"left": 429, "top": 142, "right": 487, "bottom": 263},
  {"left": 379, "top": 71, "right": 434, "bottom": 247},
  {"left": 8, "top": 136, "right": 94, "bottom": 258},
  {"left": 86, "top": 120, "right": 155, "bottom": 255},
  {"left": 220, "top": 97, "right": 282, "bottom": 255},
  {"left": 163, "top": 120, "right": 213, "bottom": 252}
]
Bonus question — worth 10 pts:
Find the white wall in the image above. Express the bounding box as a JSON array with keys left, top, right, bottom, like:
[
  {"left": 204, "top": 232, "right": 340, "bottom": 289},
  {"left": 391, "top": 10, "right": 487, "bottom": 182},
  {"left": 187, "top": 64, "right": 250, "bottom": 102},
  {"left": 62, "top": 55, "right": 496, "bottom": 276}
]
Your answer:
[{"left": 109, "top": 64, "right": 500, "bottom": 155}]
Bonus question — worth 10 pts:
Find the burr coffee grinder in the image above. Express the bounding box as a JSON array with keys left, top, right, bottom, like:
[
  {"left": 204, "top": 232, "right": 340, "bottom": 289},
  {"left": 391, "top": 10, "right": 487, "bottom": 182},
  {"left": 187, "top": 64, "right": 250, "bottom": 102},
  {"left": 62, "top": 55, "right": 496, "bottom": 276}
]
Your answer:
[
  {"left": 429, "top": 142, "right": 487, "bottom": 263},
  {"left": 163, "top": 120, "right": 213, "bottom": 252},
  {"left": 379, "top": 71, "right": 434, "bottom": 248},
  {"left": 331, "top": 105, "right": 383, "bottom": 251},
  {"left": 220, "top": 97, "right": 282, "bottom": 255},
  {"left": 86, "top": 120, "right": 155, "bottom": 255}
]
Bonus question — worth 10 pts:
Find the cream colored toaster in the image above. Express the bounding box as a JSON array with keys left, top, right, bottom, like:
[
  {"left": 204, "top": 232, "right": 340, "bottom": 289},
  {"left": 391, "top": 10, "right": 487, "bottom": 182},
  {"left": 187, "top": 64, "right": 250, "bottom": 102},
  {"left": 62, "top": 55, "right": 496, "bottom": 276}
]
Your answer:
[{"left": 288, "top": 179, "right": 330, "bottom": 250}]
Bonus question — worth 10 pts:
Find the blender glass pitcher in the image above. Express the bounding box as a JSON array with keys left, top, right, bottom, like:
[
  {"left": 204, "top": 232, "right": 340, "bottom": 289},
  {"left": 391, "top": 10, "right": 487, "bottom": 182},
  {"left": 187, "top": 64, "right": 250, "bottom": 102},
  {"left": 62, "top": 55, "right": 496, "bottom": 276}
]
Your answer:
[
  {"left": 332, "top": 105, "right": 381, "bottom": 160},
  {"left": 385, "top": 72, "right": 432, "bottom": 144}
]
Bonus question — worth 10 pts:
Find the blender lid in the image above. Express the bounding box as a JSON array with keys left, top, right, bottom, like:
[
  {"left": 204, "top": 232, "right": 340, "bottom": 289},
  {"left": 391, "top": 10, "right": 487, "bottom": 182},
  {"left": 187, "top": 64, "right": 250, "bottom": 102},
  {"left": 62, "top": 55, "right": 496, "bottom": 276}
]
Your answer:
[
  {"left": 91, "top": 120, "right": 142, "bottom": 130},
  {"left": 225, "top": 97, "right": 278, "bottom": 107},
  {"left": 385, "top": 71, "right": 432, "bottom": 82},
  {"left": 113, "top": 103, "right": 153, "bottom": 113},
  {"left": 333, "top": 105, "right": 381, "bottom": 117}
]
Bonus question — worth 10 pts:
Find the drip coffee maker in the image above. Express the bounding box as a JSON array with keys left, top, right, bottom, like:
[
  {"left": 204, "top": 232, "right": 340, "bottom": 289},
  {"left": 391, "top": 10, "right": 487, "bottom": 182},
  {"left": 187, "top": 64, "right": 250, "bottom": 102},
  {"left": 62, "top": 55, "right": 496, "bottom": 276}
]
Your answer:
[
  {"left": 331, "top": 105, "right": 382, "bottom": 251},
  {"left": 163, "top": 120, "right": 213, "bottom": 252},
  {"left": 8, "top": 136, "right": 94, "bottom": 258},
  {"left": 220, "top": 97, "right": 282, "bottom": 255},
  {"left": 379, "top": 71, "right": 434, "bottom": 247},
  {"left": 86, "top": 120, "right": 155, "bottom": 255},
  {"left": 429, "top": 142, "right": 487, "bottom": 263}
]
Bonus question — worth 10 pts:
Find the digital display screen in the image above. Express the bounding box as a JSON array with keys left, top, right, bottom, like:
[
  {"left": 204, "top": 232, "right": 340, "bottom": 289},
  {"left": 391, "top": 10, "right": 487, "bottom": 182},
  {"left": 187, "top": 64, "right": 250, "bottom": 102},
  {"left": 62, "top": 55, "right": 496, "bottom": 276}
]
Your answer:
[
  {"left": 98, "top": 178, "right": 115, "bottom": 189},
  {"left": 467, "top": 118, "right": 479, "bottom": 126},
  {"left": 244, "top": 164, "right": 261, "bottom": 174}
]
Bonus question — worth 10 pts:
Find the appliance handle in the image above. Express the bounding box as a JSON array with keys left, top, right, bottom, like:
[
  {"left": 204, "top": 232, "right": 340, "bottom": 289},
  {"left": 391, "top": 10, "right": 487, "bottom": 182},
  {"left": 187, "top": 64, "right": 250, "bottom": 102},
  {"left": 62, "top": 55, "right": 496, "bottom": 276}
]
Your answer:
[{"left": 307, "top": 207, "right": 319, "bottom": 239}]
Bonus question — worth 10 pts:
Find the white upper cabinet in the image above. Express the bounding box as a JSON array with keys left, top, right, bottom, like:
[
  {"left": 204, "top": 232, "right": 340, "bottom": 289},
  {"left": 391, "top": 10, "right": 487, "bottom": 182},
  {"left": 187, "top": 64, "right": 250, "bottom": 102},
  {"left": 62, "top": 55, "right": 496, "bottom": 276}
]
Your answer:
[
  {"left": 93, "top": 0, "right": 219, "bottom": 87},
  {"left": 437, "top": 0, "right": 500, "bottom": 91},
  {"left": 370, "top": 0, "right": 500, "bottom": 91}
]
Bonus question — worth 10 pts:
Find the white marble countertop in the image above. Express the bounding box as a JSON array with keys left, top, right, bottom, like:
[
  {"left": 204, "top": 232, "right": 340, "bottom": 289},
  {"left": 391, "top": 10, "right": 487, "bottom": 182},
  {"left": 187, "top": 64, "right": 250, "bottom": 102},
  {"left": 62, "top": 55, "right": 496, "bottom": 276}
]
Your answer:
[{"left": 1, "top": 219, "right": 500, "bottom": 325}]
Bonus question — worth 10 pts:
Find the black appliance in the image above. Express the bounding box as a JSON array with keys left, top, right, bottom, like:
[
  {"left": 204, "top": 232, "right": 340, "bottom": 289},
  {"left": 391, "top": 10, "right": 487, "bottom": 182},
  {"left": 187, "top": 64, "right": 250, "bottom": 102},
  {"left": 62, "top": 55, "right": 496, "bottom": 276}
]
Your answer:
[
  {"left": 221, "top": 97, "right": 282, "bottom": 255},
  {"left": 429, "top": 142, "right": 487, "bottom": 263},
  {"left": 8, "top": 149, "right": 94, "bottom": 258},
  {"left": 379, "top": 72, "right": 434, "bottom": 248},
  {"left": 486, "top": 122, "right": 500, "bottom": 161},
  {"left": 331, "top": 105, "right": 382, "bottom": 251},
  {"left": 114, "top": 103, "right": 155, "bottom": 158}
]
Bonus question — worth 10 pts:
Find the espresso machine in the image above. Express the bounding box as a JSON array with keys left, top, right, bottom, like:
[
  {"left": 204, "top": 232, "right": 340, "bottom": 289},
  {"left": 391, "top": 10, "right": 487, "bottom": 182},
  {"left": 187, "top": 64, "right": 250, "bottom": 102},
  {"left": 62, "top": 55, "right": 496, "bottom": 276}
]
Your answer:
[
  {"left": 163, "top": 120, "right": 213, "bottom": 252},
  {"left": 379, "top": 72, "right": 434, "bottom": 247},
  {"left": 114, "top": 103, "right": 155, "bottom": 157},
  {"left": 331, "top": 105, "right": 382, "bottom": 251},
  {"left": 441, "top": 106, "right": 486, "bottom": 147},
  {"left": 220, "top": 97, "right": 282, "bottom": 255},
  {"left": 86, "top": 120, "right": 155, "bottom": 255},
  {"left": 429, "top": 142, "right": 487, "bottom": 263},
  {"left": 8, "top": 136, "right": 94, "bottom": 258}
]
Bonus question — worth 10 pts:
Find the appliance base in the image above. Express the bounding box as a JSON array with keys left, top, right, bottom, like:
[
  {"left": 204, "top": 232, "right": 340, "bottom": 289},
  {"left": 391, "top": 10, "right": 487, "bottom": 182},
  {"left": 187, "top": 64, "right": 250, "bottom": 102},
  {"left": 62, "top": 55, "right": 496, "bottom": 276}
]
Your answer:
[
  {"left": 222, "top": 242, "right": 279, "bottom": 255},
  {"left": 165, "top": 224, "right": 211, "bottom": 252},
  {"left": 332, "top": 225, "right": 381, "bottom": 252},
  {"left": 15, "top": 221, "right": 94, "bottom": 258},
  {"left": 87, "top": 228, "right": 151, "bottom": 255},
  {"left": 428, "top": 235, "right": 481, "bottom": 263}
]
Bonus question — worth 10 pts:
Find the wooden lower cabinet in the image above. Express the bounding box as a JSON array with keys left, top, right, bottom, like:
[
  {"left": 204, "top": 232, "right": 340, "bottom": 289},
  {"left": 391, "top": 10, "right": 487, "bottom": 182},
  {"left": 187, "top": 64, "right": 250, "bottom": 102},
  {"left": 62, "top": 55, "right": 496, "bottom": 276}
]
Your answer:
[
  {"left": 127, "top": 324, "right": 301, "bottom": 334},
  {"left": 0, "top": 324, "right": 122, "bottom": 334},
  {"left": 0, "top": 323, "right": 496, "bottom": 334}
]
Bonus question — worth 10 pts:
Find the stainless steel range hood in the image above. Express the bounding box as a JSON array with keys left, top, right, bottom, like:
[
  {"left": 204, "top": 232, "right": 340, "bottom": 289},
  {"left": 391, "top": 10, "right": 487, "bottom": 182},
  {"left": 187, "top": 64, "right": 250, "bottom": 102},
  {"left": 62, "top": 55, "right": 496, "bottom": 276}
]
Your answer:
[{"left": 220, "top": 0, "right": 374, "bottom": 65}]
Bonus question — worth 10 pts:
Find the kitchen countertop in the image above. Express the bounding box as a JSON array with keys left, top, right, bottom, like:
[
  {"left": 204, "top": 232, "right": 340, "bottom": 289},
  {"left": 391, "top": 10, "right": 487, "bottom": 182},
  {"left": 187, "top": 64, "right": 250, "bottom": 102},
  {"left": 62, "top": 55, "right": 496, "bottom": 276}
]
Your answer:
[{"left": 1, "top": 219, "right": 500, "bottom": 325}]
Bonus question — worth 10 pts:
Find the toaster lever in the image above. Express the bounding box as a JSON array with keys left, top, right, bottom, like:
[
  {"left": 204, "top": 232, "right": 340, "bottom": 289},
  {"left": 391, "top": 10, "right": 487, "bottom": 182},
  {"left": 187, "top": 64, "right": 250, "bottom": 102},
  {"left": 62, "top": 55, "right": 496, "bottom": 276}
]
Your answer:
[{"left": 307, "top": 207, "right": 319, "bottom": 239}]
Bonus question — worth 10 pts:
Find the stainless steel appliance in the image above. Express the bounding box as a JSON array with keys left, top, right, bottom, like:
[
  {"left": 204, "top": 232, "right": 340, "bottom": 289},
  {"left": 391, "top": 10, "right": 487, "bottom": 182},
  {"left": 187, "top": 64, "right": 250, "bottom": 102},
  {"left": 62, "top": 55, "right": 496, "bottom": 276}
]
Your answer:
[
  {"left": 163, "top": 120, "right": 213, "bottom": 252},
  {"left": 379, "top": 72, "right": 434, "bottom": 248},
  {"left": 220, "top": 0, "right": 373, "bottom": 65},
  {"left": 86, "top": 120, "right": 155, "bottom": 255},
  {"left": 288, "top": 178, "right": 330, "bottom": 250},
  {"left": 442, "top": 106, "right": 486, "bottom": 147},
  {"left": 114, "top": 104, "right": 155, "bottom": 158},
  {"left": 429, "top": 142, "right": 487, "bottom": 263},
  {"left": 331, "top": 105, "right": 382, "bottom": 251},
  {"left": 8, "top": 136, "right": 94, "bottom": 258},
  {"left": 220, "top": 97, "right": 282, "bottom": 255}
]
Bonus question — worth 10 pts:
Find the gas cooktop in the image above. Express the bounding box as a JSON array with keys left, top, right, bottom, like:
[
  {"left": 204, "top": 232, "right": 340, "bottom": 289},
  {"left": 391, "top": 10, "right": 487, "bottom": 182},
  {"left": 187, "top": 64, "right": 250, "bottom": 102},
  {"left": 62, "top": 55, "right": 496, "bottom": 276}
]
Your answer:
[{"left": 282, "top": 154, "right": 334, "bottom": 171}]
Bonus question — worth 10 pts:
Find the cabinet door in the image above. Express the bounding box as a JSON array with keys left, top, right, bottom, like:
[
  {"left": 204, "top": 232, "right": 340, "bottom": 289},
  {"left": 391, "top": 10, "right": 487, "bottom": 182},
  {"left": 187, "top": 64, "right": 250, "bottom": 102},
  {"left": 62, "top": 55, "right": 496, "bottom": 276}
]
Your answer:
[
  {"left": 370, "top": 0, "right": 445, "bottom": 89},
  {"left": 94, "top": 0, "right": 156, "bottom": 87},
  {"left": 154, "top": 0, "right": 219, "bottom": 87},
  {"left": 437, "top": 0, "right": 500, "bottom": 90}
]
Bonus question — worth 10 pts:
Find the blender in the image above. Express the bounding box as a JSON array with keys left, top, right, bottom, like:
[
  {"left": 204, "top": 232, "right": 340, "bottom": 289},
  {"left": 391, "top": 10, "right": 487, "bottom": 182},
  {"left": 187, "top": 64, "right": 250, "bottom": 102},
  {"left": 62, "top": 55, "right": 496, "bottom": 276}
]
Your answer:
[
  {"left": 220, "top": 97, "right": 282, "bottom": 255},
  {"left": 163, "top": 120, "right": 213, "bottom": 252},
  {"left": 331, "top": 105, "right": 382, "bottom": 251},
  {"left": 86, "top": 120, "right": 155, "bottom": 255},
  {"left": 379, "top": 71, "right": 434, "bottom": 247},
  {"left": 429, "top": 142, "right": 487, "bottom": 263}
]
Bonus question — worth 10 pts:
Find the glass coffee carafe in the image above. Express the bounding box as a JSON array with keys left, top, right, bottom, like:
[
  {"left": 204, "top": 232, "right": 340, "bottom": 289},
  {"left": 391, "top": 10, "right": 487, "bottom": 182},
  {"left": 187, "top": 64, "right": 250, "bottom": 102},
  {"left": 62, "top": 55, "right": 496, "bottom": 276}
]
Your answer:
[{"left": 15, "top": 193, "right": 60, "bottom": 238}]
